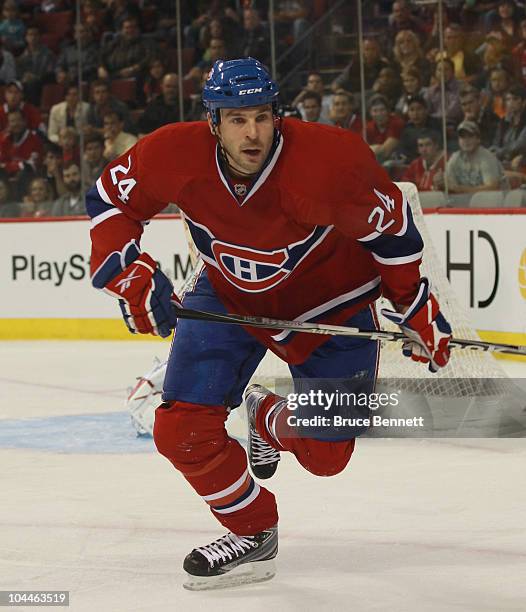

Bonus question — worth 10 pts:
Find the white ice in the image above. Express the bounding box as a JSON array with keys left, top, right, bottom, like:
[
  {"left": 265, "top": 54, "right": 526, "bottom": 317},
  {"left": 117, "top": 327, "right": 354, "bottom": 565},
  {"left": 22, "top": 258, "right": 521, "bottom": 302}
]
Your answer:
[{"left": 1, "top": 341, "right": 525, "bottom": 612}]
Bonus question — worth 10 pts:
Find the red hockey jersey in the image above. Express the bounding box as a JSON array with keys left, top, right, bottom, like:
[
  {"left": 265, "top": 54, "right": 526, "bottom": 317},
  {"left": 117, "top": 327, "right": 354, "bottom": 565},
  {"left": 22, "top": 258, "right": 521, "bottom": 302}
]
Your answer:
[{"left": 88, "top": 119, "right": 424, "bottom": 363}]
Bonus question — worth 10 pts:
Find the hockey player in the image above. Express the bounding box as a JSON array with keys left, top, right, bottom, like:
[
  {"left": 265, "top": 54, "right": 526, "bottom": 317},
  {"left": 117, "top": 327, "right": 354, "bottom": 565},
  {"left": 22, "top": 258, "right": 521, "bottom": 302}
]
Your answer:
[{"left": 87, "top": 58, "right": 452, "bottom": 590}]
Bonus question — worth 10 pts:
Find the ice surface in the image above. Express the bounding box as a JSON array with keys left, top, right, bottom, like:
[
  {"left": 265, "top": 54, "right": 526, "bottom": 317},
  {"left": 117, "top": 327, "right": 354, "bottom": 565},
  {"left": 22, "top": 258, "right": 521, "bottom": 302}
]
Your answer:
[{"left": 1, "top": 341, "right": 525, "bottom": 611}]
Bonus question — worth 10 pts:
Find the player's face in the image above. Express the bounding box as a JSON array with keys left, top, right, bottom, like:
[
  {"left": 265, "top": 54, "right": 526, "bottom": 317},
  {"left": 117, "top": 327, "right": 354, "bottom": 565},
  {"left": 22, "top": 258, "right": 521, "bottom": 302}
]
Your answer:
[{"left": 213, "top": 105, "right": 275, "bottom": 176}]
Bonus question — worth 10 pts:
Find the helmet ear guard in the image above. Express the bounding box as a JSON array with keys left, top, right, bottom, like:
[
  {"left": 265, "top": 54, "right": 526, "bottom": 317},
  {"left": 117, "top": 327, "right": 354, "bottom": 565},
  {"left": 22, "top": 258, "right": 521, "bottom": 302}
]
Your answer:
[{"left": 202, "top": 58, "right": 280, "bottom": 127}]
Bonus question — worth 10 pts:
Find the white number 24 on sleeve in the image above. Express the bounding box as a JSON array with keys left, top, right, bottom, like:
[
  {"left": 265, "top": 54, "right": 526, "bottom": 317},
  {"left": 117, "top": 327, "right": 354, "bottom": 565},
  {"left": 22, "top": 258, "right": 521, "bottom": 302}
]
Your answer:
[{"left": 110, "top": 155, "right": 137, "bottom": 204}]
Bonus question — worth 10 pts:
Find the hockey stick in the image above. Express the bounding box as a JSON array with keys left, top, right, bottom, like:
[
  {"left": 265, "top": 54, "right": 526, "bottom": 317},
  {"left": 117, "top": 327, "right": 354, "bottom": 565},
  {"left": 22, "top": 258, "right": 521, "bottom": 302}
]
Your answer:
[{"left": 172, "top": 305, "right": 526, "bottom": 357}]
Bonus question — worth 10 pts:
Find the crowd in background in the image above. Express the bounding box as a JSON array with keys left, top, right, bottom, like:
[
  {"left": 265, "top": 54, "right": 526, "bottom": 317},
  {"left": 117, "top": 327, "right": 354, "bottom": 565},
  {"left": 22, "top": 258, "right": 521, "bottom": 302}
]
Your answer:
[{"left": 1, "top": 0, "right": 526, "bottom": 218}]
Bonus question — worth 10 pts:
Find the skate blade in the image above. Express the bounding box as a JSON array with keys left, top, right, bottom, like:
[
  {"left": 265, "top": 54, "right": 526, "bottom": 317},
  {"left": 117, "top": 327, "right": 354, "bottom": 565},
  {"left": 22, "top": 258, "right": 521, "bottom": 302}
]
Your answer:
[{"left": 183, "top": 559, "right": 276, "bottom": 591}]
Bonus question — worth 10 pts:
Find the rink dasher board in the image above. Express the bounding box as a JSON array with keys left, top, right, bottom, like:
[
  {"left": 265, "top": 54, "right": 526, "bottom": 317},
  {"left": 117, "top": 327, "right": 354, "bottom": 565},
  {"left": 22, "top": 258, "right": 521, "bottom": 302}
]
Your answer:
[{"left": 0, "top": 212, "right": 524, "bottom": 353}]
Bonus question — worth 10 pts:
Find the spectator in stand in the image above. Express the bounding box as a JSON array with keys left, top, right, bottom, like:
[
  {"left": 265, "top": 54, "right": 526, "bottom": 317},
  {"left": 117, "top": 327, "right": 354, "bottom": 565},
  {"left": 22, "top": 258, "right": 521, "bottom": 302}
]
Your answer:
[
  {"left": 103, "top": 0, "right": 143, "bottom": 33},
  {"left": 429, "top": 24, "right": 482, "bottom": 84},
  {"left": 485, "top": 67, "right": 513, "bottom": 119},
  {"left": 440, "top": 120, "right": 507, "bottom": 194},
  {"left": 58, "top": 126, "right": 80, "bottom": 165},
  {"left": 241, "top": 7, "right": 270, "bottom": 65},
  {"left": 476, "top": 35, "right": 515, "bottom": 90},
  {"left": 187, "top": 68, "right": 210, "bottom": 121},
  {"left": 0, "top": 39, "right": 16, "bottom": 84},
  {"left": 371, "top": 67, "right": 402, "bottom": 111},
  {"left": 388, "top": 0, "right": 425, "bottom": 44},
  {"left": 395, "top": 68, "right": 426, "bottom": 116},
  {"left": 141, "top": 57, "right": 167, "bottom": 105},
  {"left": 0, "top": 0, "right": 25, "bottom": 55},
  {"left": 20, "top": 177, "right": 53, "bottom": 218},
  {"left": 401, "top": 129, "right": 446, "bottom": 191},
  {"left": 51, "top": 161, "right": 85, "bottom": 216},
  {"left": 200, "top": 16, "right": 242, "bottom": 58},
  {"left": 56, "top": 24, "right": 99, "bottom": 86},
  {"left": 491, "top": 83, "right": 526, "bottom": 163},
  {"left": 47, "top": 85, "right": 90, "bottom": 144},
  {"left": 186, "top": 37, "right": 229, "bottom": 86},
  {"left": 366, "top": 94, "right": 405, "bottom": 163},
  {"left": 102, "top": 110, "right": 137, "bottom": 161},
  {"left": 273, "top": 0, "right": 312, "bottom": 45},
  {"left": 0, "top": 109, "right": 43, "bottom": 197},
  {"left": 397, "top": 94, "right": 442, "bottom": 162},
  {"left": 16, "top": 26, "right": 55, "bottom": 106},
  {"left": 328, "top": 90, "right": 362, "bottom": 133},
  {"left": 485, "top": 0, "right": 523, "bottom": 51},
  {"left": 183, "top": 2, "right": 237, "bottom": 48},
  {"left": 425, "top": 58, "right": 463, "bottom": 129},
  {"left": 82, "top": 0, "right": 106, "bottom": 42},
  {"left": 459, "top": 86, "right": 500, "bottom": 147},
  {"left": 0, "top": 177, "right": 18, "bottom": 217},
  {"left": 292, "top": 71, "right": 331, "bottom": 122},
  {"left": 392, "top": 30, "right": 431, "bottom": 87},
  {"left": 0, "top": 80, "right": 45, "bottom": 133},
  {"left": 86, "top": 79, "right": 132, "bottom": 136},
  {"left": 301, "top": 91, "right": 329, "bottom": 123},
  {"left": 98, "top": 17, "right": 156, "bottom": 81},
  {"left": 82, "top": 132, "right": 107, "bottom": 185},
  {"left": 39, "top": 142, "right": 64, "bottom": 199},
  {"left": 512, "top": 19, "right": 526, "bottom": 85},
  {"left": 138, "top": 73, "right": 186, "bottom": 136},
  {"left": 331, "top": 37, "right": 390, "bottom": 95}
]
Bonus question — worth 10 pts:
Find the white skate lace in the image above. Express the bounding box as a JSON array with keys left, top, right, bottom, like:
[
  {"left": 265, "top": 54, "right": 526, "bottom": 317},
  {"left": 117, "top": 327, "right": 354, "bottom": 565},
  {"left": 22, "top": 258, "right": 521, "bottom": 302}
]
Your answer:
[
  {"left": 196, "top": 533, "right": 257, "bottom": 567},
  {"left": 251, "top": 430, "right": 280, "bottom": 466}
]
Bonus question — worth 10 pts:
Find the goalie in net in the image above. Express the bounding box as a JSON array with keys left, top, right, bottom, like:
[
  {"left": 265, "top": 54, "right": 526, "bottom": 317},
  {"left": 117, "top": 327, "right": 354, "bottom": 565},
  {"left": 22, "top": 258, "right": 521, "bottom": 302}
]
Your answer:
[{"left": 89, "top": 58, "right": 457, "bottom": 590}]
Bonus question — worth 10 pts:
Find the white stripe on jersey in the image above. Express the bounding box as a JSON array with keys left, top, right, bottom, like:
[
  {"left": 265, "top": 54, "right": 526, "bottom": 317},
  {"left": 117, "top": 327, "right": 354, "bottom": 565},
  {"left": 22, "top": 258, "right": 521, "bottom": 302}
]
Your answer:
[{"left": 270, "top": 276, "right": 381, "bottom": 342}]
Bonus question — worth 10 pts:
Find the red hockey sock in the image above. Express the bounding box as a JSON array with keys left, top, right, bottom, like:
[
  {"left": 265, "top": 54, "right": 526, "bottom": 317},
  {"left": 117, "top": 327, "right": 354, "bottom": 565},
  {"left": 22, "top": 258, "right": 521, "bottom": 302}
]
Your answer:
[
  {"left": 255, "top": 392, "right": 356, "bottom": 477},
  {"left": 154, "top": 400, "right": 278, "bottom": 534}
]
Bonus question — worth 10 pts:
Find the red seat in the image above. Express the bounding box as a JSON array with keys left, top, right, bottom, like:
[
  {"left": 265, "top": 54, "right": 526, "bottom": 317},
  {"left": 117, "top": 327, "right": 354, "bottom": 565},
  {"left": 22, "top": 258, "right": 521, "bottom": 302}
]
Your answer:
[
  {"left": 166, "top": 47, "right": 195, "bottom": 74},
  {"left": 40, "top": 83, "right": 65, "bottom": 113},
  {"left": 110, "top": 79, "right": 137, "bottom": 105},
  {"left": 35, "top": 10, "right": 73, "bottom": 36}
]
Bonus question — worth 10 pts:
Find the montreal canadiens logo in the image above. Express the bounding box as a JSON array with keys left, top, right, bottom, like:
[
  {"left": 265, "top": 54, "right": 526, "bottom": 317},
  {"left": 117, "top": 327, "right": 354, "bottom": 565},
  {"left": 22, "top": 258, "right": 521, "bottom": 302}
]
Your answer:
[{"left": 211, "top": 240, "right": 291, "bottom": 292}]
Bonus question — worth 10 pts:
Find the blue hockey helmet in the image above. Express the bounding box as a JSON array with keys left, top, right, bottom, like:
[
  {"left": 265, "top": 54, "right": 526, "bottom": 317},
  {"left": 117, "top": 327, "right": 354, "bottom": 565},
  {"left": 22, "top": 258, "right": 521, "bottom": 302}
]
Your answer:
[{"left": 202, "top": 58, "right": 280, "bottom": 126}]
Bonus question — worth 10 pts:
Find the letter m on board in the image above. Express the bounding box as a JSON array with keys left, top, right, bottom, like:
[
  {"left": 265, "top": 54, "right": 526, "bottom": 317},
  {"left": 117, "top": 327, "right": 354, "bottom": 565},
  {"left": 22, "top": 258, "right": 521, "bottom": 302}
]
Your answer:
[{"left": 374, "top": 188, "right": 395, "bottom": 212}]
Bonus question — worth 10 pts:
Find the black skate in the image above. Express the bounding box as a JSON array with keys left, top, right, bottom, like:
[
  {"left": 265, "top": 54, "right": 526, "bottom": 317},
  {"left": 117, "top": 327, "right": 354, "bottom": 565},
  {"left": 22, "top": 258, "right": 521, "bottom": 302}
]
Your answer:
[
  {"left": 183, "top": 526, "right": 278, "bottom": 591},
  {"left": 244, "top": 384, "right": 281, "bottom": 479}
]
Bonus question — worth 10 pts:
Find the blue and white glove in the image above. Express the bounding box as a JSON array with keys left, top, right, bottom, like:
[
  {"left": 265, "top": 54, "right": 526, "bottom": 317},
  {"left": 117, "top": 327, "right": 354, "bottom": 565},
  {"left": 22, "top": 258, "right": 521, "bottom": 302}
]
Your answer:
[
  {"left": 381, "top": 278, "right": 452, "bottom": 373},
  {"left": 92, "top": 240, "right": 180, "bottom": 338}
]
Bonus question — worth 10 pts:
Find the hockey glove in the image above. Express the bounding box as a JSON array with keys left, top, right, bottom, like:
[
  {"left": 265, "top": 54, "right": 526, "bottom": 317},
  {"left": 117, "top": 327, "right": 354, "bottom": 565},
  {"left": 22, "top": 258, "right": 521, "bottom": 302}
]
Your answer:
[
  {"left": 381, "top": 278, "right": 452, "bottom": 373},
  {"left": 92, "top": 240, "right": 181, "bottom": 338}
]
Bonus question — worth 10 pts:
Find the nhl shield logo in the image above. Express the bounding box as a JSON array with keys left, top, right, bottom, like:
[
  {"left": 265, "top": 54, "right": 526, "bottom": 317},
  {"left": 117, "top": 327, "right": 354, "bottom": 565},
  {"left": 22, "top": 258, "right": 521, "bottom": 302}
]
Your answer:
[{"left": 234, "top": 183, "right": 247, "bottom": 197}]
